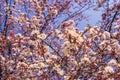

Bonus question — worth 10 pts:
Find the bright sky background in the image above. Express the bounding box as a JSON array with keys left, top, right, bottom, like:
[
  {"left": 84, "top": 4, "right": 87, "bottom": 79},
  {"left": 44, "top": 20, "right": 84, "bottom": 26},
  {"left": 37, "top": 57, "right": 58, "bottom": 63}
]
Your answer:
[{"left": 79, "top": 9, "right": 102, "bottom": 30}]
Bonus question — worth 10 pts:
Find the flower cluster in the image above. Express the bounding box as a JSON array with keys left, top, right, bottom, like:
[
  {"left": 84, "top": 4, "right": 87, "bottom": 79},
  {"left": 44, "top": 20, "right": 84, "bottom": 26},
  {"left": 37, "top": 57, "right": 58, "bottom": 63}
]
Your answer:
[{"left": 0, "top": 0, "right": 120, "bottom": 80}]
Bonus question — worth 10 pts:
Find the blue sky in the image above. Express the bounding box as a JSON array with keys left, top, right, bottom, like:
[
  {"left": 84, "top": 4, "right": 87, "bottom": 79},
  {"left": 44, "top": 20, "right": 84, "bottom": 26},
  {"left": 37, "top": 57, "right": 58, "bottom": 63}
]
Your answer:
[{"left": 79, "top": 8, "right": 102, "bottom": 30}]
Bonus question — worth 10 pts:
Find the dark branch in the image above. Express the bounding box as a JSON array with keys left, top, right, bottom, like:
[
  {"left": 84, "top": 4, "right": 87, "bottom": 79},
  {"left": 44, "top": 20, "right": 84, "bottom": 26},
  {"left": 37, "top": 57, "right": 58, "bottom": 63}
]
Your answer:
[{"left": 108, "top": 11, "right": 118, "bottom": 32}]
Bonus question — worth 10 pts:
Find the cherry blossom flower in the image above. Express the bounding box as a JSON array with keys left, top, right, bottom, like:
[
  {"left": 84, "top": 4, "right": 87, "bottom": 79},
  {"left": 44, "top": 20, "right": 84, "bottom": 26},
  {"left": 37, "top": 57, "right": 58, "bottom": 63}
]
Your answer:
[
  {"left": 104, "top": 66, "right": 115, "bottom": 74},
  {"left": 108, "top": 59, "right": 117, "bottom": 66},
  {"left": 101, "top": 31, "right": 110, "bottom": 40},
  {"left": 49, "top": 6, "right": 58, "bottom": 15},
  {"left": 17, "top": 62, "right": 28, "bottom": 68},
  {"left": 0, "top": 1, "right": 120, "bottom": 79},
  {"left": 31, "top": 30, "right": 39, "bottom": 36},
  {"left": 60, "top": 20, "right": 75, "bottom": 28},
  {"left": 38, "top": 33, "right": 46, "bottom": 40},
  {"left": 81, "top": 55, "right": 91, "bottom": 63}
]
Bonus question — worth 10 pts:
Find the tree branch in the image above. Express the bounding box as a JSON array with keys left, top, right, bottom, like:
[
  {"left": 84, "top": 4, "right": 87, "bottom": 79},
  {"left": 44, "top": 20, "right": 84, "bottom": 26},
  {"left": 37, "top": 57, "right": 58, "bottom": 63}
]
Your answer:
[{"left": 108, "top": 11, "right": 118, "bottom": 32}]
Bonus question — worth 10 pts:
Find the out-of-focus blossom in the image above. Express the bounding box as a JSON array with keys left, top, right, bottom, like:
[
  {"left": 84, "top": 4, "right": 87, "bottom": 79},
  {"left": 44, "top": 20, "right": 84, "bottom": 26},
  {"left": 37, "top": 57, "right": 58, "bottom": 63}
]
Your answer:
[
  {"left": 98, "top": 0, "right": 105, "bottom": 7},
  {"left": 29, "top": 40, "right": 38, "bottom": 47},
  {"left": 106, "top": 78, "right": 114, "bottom": 80},
  {"left": 31, "top": 16, "right": 39, "bottom": 25},
  {"left": 26, "top": 78, "right": 31, "bottom": 80},
  {"left": 15, "top": 33, "right": 23, "bottom": 38},
  {"left": 99, "top": 40, "right": 109, "bottom": 49},
  {"left": 116, "top": 45, "right": 120, "bottom": 55},
  {"left": 31, "top": 30, "right": 39, "bottom": 36},
  {"left": 57, "top": 68, "right": 65, "bottom": 75},
  {"left": 38, "top": 33, "right": 46, "bottom": 40},
  {"left": 66, "top": 29, "right": 84, "bottom": 43},
  {"left": 0, "top": 55, "right": 5, "bottom": 61},
  {"left": 55, "top": 29, "right": 65, "bottom": 39},
  {"left": 104, "top": 66, "right": 114, "bottom": 74},
  {"left": 108, "top": 59, "right": 117, "bottom": 66},
  {"left": 6, "top": 60, "right": 15, "bottom": 66},
  {"left": 60, "top": 20, "right": 75, "bottom": 28},
  {"left": 112, "top": 32, "right": 118, "bottom": 38},
  {"left": 64, "top": 75, "right": 71, "bottom": 80},
  {"left": 17, "top": 62, "right": 28, "bottom": 68},
  {"left": 88, "top": 27, "right": 99, "bottom": 37},
  {"left": 101, "top": 31, "right": 110, "bottom": 40},
  {"left": 90, "top": 51, "right": 97, "bottom": 55},
  {"left": 14, "top": 0, "right": 19, "bottom": 4},
  {"left": 106, "top": 45, "right": 112, "bottom": 53},
  {"left": 29, "top": 63, "right": 39, "bottom": 69},
  {"left": 110, "top": 39, "right": 119, "bottom": 47},
  {"left": 49, "top": 6, "right": 58, "bottom": 15},
  {"left": 62, "top": 41, "right": 77, "bottom": 54},
  {"left": 53, "top": 64, "right": 65, "bottom": 75},
  {"left": 114, "top": 19, "right": 120, "bottom": 29},
  {"left": 43, "top": 45, "right": 50, "bottom": 52},
  {"left": 18, "top": 13, "right": 27, "bottom": 23},
  {"left": 38, "top": 62, "right": 49, "bottom": 68},
  {"left": 46, "top": 58, "right": 53, "bottom": 63},
  {"left": 50, "top": 54, "right": 58, "bottom": 59},
  {"left": 81, "top": 55, "right": 90, "bottom": 63}
]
